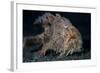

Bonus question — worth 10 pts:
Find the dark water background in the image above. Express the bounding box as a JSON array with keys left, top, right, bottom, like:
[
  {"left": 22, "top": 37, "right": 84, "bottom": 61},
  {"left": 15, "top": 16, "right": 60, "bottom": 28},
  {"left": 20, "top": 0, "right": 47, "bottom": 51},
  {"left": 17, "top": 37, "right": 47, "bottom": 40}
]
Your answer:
[{"left": 23, "top": 10, "right": 91, "bottom": 62}]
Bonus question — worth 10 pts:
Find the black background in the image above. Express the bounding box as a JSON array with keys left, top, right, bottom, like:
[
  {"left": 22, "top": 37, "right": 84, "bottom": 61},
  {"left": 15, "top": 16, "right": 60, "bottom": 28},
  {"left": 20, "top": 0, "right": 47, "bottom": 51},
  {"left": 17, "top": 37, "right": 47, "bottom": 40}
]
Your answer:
[{"left": 23, "top": 10, "right": 91, "bottom": 50}]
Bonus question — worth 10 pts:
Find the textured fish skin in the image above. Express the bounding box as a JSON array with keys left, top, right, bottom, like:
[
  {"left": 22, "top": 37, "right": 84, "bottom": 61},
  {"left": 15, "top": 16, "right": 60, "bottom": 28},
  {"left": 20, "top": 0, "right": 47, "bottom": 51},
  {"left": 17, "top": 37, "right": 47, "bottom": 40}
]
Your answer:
[{"left": 24, "top": 13, "right": 83, "bottom": 57}]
